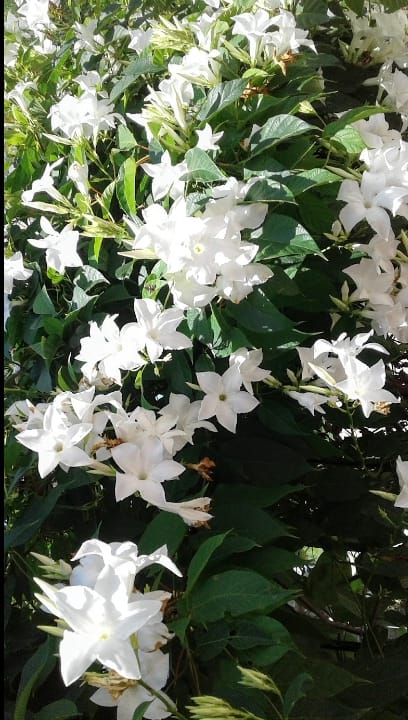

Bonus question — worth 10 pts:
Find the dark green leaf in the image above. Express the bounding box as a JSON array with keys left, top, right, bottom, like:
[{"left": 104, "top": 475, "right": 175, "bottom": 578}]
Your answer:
[
  {"left": 186, "top": 532, "right": 229, "bottom": 594},
  {"left": 33, "top": 699, "right": 79, "bottom": 720},
  {"left": 184, "top": 148, "right": 226, "bottom": 183},
  {"left": 110, "top": 57, "right": 163, "bottom": 101},
  {"left": 14, "top": 637, "right": 57, "bottom": 720},
  {"left": 190, "top": 570, "right": 283, "bottom": 623},
  {"left": 138, "top": 512, "right": 187, "bottom": 557},
  {"left": 197, "top": 78, "right": 248, "bottom": 122},
  {"left": 283, "top": 673, "right": 314, "bottom": 718},
  {"left": 257, "top": 213, "right": 321, "bottom": 259},
  {"left": 33, "top": 286, "right": 56, "bottom": 316},
  {"left": 250, "top": 115, "right": 314, "bottom": 157}
]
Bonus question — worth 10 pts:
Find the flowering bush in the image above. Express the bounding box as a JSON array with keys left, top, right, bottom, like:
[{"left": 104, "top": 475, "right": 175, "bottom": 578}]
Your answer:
[{"left": 4, "top": 1, "right": 408, "bottom": 719}]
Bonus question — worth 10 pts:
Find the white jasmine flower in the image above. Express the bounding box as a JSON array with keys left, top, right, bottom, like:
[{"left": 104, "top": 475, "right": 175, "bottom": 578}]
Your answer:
[
  {"left": 232, "top": 10, "right": 273, "bottom": 64},
  {"left": 197, "top": 366, "right": 259, "bottom": 433},
  {"left": 159, "top": 393, "right": 217, "bottom": 452},
  {"left": 4, "top": 251, "right": 33, "bottom": 295},
  {"left": 229, "top": 347, "right": 270, "bottom": 394},
  {"left": 68, "top": 161, "right": 90, "bottom": 197},
  {"left": 27, "top": 217, "right": 83, "bottom": 274},
  {"left": 73, "top": 19, "right": 104, "bottom": 54},
  {"left": 15, "top": 404, "right": 94, "bottom": 478},
  {"left": 168, "top": 47, "right": 221, "bottom": 87},
  {"left": 313, "top": 330, "right": 388, "bottom": 364},
  {"left": 287, "top": 390, "right": 328, "bottom": 416},
  {"left": 337, "top": 175, "right": 393, "bottom": 237},
  {"left": 265, "top": 10, "right": 316, "bottom": 60},
  {"left": 90, "top": 649, "right": 171, "bottom": 720},
  {"left": 195, "top": 123, "right": 223, "bottom": 152},
  {"left": 335, "top": 357, "right": 399, "bottom": 418},
  {"left": 128, "top": 26, "right": 153, "bottom": 53},
  {"left": 76, "top": 315, "right": 145, "bottom": 386},
  {"left": 142, "top": 151, "right": 187, "bottom": 201},
  {"left": 71, "top": 539, "right": 181, "bottom": 592},
  {"left": 49, "top": 91, "right": 119, "bottom": 143},
  {"left": 21, "top": 157, "right": 64, "bottom": 203},
  {"left": 111, "top": 437, "right": 185, "bottom": 503},
  {"left": 34, "top": 573, "right": 162, "bottom": 685},
  {"left": 352, "top": 113, "right": 401, "bottom": 149},
  {"left": 343, "top": 259, "right": 395, "bottom": 307},
  {"left": 132, "top": 298, "right": 192, "bottom": 364}
]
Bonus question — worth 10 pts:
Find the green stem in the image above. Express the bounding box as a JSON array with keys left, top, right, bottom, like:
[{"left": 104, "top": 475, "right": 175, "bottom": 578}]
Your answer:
[{"left": 137, "top": 679, "right": 189, "bottom": 720}]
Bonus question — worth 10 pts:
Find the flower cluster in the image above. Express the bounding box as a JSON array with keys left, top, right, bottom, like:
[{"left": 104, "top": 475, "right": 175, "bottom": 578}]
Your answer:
[
  {"left": 123, "top": 180, "right": 272, "bottom": 308},
  {"left": 285, "top": 330, "right": 399, "bottom": 419},
  {"left": 34, "top": 539, "right": 181, "bottom": 719}
]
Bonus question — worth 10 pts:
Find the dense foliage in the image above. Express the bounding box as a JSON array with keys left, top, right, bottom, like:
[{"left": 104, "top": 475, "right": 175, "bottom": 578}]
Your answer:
[{"left": 4, "top": 1, "right": 408, "bottom": 719}]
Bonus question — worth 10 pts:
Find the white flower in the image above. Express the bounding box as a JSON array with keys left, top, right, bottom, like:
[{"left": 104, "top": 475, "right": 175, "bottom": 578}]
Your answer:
[
  {"left": 91, "top": 649, "right": 171, "bottom": 720},
  {"left": 132, "top": 298, "right": 192, "bottom": 364},
  {"left": 395, "top": 456, "right": 408, "bottom": 509},
  {"left": 343, "top": 259, "right": 395, "bottom": 307},
  {"left": 4, "top": 251, "right": 33, "bottom": 295},
  {"left": 168, "top": 47, "right": 221, "bottom": 87},
  {"left": 15, "top": 404, "right": 94, "bottom": 478},
  {"left": 195, "top": 123, "right": 223, "bottom": 152},
  {"left": 197, "top": 366, "right": 259, "bottom": 433},
  {"left": 159, "top": 393, "right": 217, "bottom": 452},
  {"left": 68, "top": 161, "right": 90, "bottom": 197},
  {"left": 76, "top": 315, "right": 146, "bottom": 386},
  {"left": 334, "top": 357, "right": 399, "bottom": 418},
  {"left": 111, "top": 437, "right": 185, "bottom": 503},
  {"left": 27, "top": 217, "right": 83, "bottom": 274},
  {"left": 34, "top": 573, "right": 162, "bottom": 685},
  {"left": 265, "top": 10, "right": 316, "bottom": 60},
  {"left": 142, "top": 151, "right": 187, "bottom": 201},
  {"left": 128, "top": 27, "right": 153, "bottom": 53},
  {"left": 229, "top": 347, "right": 270, "bottom": 394},
  {"left": 70, "top": 539, "right": 181, "bottom": 593},
  {"left": 49, "top": 91, "right": 119, "bottom": 143},
  {"left": 232, "top": 10, "right": 272, "bottom": 64},
  {"left": 73, "top": 19, "right": 104, "bottom": 54},
  {"left": 21, "top": 157, "right": 64, "bottom": 203},
  {"left": 337, "top": 174, "right": 393, "bottom": 237},
  {"left": 313, "top": 330, "right": 388, "bottom": 364},
  {"left": 287, "top": 390, "right": 328, "bottom": 416}
]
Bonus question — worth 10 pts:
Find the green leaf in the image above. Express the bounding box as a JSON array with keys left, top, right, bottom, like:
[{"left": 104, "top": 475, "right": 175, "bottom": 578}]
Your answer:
[
  {"left": 186, "top": 532, "right": 229, "bottom": 595},
  {"left": 249, "top": 115, "right": 314, "bottom": 157},
  {"left": 342, "top": 0, "right": 365, "bottom": 14},
  {"left": 117, "top": 156, "right": 137, "bottom": 216},
  {"left": 33, "top": 699, "right": 79, "bottom": 720},
  {"left": 245, "top": 179, "right": 295, "bottom": 204},
  {"left": 33, "top": 286, "right": 57, "bottom": 316},
  {"left": 184, "top": 148, "right": 226, "bottom": 183},
  {"left": 131, "top": 702, "right": 153, "bottom": 720},
  {"left": 257, "top": 213, "right": 321, "bottom": 259},
  {"left": 110, "top": 57, "right": 163, "bottom": 101},
  {"left": 14, "top": 637, "right": 57, "bottom": 720},
  {"left": 322, "top": 106, "right": 386, "bottom": 138},
  {"left": 190, "top": 569, "right": 278, "bottom": 623},
  {"left": 194, "top": 620, "right": 230, "bottom": 660},
  {"left": 197, "top": 78, "right": 248, "bottom": 122},
  {"left": 329, "top": 125, "right": 366, "bottom": 155},
  {"left": 118, "top": 125, "right": 137, "bottom": 151},
  {"left": 138, "top": 512, "right": 187, "bottom": 557},
  {"left": 282, "top": 672, "right": 314, "bottom": 719},
  {"left": 227, "top": 288, "right": 294, "bottom": 334},
  {"left": 5, "top": 473, "right": 92, "bottom": 552},
  {"left": 297, "top": 0, "right": 331, "bottom": 28}
]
